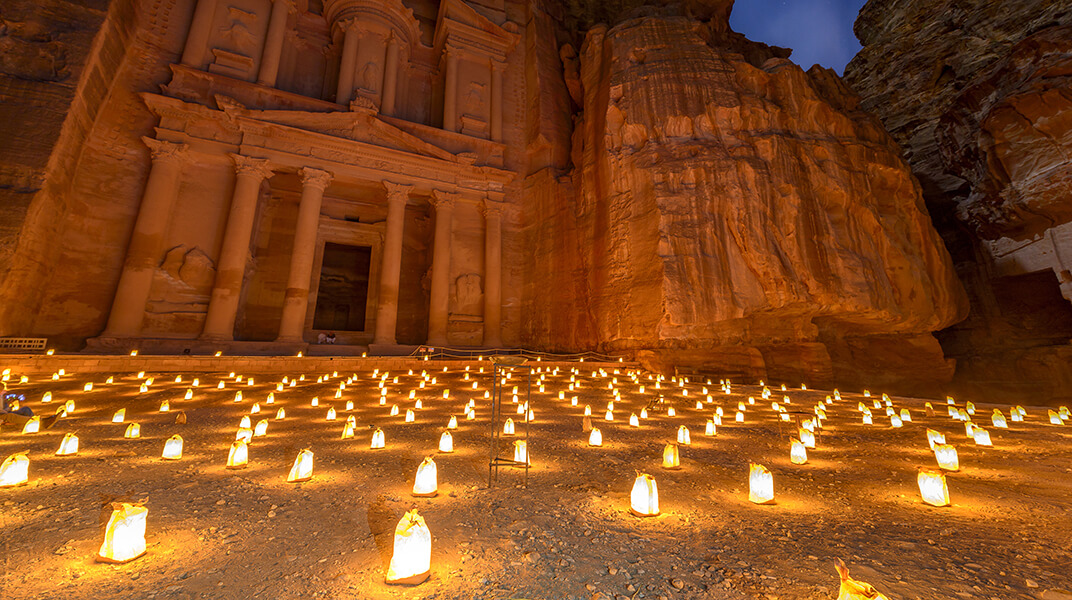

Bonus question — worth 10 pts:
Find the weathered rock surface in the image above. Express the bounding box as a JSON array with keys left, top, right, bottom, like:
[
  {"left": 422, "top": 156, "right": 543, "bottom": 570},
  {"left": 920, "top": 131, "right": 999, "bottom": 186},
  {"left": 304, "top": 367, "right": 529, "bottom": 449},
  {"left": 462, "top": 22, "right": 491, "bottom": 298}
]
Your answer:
[
  {"left": 0, "top": 0, "right": 113, "bottom": 320},
  {"left": 845, "top": 0, "right": 1072, "bottom": 402},
  {"left": 522, "top": 9, "right": 967, "bottom": 390},
  {"left": 0, "top": 0, "right": 971, "bottom": 393}
]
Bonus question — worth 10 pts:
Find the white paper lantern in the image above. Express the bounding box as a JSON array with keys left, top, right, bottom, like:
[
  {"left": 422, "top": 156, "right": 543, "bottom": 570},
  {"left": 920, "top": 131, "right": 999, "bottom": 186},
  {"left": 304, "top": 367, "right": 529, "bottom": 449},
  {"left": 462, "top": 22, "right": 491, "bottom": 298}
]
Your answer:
[
  {"left": 630, "top": 473, "right": 659, "bottom": 517},
  {"left": 748, "top": 463, "right": 774, "bottom": 504},
  {"left": 161, "top": 434, "right": 183, "bottom": 460},
  {"left": 412, "top": 457, "right": 438, "bottom": 497}
]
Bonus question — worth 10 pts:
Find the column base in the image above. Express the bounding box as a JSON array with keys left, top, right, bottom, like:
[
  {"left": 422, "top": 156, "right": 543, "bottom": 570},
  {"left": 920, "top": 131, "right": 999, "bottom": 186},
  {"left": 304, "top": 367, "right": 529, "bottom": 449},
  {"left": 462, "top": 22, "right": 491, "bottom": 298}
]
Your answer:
[
  {"left": 84, "top": 336, "right": 141, "bottom": 353},
  {"left": 85, "top": 336, "right": 308, "bottom": 357},
  {"left": 368, "top": 343, "right": 421, "bottom": 356},
  {"left": 199, "top": 334, "right": 234, "bottom": 342},
  {"left": 371, "top": 335, "right": 397, "bottom": 346},
  {"left": 275, "top": 336, "right": 306, "bottom": 344}
]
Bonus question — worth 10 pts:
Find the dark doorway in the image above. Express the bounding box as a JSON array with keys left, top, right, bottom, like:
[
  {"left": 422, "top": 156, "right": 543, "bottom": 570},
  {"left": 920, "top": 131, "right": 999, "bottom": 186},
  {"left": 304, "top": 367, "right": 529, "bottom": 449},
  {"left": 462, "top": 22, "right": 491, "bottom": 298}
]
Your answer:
[{"left": 313, "top": 243, "right": 372, "bottom": 332}]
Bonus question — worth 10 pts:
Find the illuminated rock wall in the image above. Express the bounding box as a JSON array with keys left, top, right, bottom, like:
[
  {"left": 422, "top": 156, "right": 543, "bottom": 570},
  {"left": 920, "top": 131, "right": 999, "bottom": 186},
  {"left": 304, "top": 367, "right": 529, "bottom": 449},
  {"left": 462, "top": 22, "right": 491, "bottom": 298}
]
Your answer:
[
  {"left": 0, "top": 0, "right": 971, "bottom": 392},
  {"left": 522, "top": 12, "right": 967, "bottom": 389}
]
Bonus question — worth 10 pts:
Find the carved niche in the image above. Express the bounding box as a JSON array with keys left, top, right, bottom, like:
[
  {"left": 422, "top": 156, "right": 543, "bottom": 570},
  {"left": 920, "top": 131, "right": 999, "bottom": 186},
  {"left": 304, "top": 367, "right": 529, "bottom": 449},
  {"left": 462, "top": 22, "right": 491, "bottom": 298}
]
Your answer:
[
  {"left": 206, "top": 1, "right": 271, "bottom": 81},
  {"left": 451, "top": 272, "right": 483, "bottom": 318}
]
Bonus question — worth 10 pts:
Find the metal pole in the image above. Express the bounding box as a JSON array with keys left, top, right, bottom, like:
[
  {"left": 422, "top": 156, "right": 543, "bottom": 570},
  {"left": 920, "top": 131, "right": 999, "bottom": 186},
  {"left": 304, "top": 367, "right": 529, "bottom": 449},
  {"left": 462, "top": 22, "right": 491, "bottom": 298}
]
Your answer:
[{"left": 524, "top": 365, "right": 531, "bottom": 486}]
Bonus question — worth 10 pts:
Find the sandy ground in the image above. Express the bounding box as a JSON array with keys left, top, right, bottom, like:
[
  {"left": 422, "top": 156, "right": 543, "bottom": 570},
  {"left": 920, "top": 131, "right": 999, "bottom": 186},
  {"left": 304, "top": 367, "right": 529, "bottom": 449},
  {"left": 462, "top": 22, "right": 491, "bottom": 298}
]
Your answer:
[{"left": 0, "top": 362, "right": 1070, "bottom": 600}]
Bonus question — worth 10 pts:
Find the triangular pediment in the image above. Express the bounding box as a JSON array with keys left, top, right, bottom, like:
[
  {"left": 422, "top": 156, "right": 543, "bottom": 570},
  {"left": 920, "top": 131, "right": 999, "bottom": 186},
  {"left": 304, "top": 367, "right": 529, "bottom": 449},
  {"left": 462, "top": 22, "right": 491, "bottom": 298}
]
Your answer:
[{"left": 214, "top": 96, "right": 458, "bottom": 162}]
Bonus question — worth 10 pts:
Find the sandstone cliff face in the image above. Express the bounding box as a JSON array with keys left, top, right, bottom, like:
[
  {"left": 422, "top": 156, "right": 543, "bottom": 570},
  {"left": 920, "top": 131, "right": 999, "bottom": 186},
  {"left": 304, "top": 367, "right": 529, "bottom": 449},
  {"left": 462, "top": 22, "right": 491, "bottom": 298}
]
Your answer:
[
  {"left": 845, "top": 0, "right": 1072, "bottom": 402},
  {"left": 522, "top": 10, "right": 967, "bottom": 389},
  {"left": 937, "top": 25, "right": 1072, "bottom": 242},
  {"left": 0, "top": 0, "right": 970, "bottom": 393},
  {"left": 0, "top": 0, "right": 178, "bottom": 349},
  {"left": 0, "top": 0, "right": 114, "bottom": 328}
]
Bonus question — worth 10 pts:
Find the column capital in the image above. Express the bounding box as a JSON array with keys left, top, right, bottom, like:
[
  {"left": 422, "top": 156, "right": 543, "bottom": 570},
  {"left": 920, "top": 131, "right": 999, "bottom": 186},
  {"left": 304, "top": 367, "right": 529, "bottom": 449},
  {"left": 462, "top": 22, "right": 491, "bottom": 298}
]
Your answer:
[
  {"left": 430, "top": 190, "right": 457, "bottom": 211},
  {"left": 482, "top": 197, "right": 504, "bottom": 218},
  {"left": 338, "top": 17, "right": 361, "bottom": 34},
  {"left": 490, "top": 57, "right": 506, "bottom": 72},
  {"left": 382, "top": 181, "right": 413, "bottom": 203},
  {"left": 142, "top": 137, "right": 189, "bottom": 164},
  {"left": 230, "top": 154, "right": 274, "bottom": 180},
  {"left": 272, "top": 0, "right": 297, "bottom": 11},
  {"left": 299, "top": 167, "right": 333, "bottom": 191}
]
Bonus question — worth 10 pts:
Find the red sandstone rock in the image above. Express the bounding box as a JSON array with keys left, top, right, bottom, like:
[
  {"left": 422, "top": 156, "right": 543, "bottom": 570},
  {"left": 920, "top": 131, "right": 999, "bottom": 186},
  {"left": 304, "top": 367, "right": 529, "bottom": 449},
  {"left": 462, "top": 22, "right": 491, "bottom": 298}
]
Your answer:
[
  {"left": 0, "top": 0, "right": 968, "bottom": 393},
  {"left": 845, "top": 0, "right": 1072, "bottom": 403},
  {"left": 523, "top": 12, "right": 966, "bottom": 390}
]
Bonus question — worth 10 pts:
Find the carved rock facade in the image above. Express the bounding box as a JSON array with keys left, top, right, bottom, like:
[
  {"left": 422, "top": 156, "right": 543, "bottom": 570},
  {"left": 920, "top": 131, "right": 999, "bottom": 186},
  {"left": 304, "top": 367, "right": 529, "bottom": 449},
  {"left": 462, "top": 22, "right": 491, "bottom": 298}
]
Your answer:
[{"left": 0, "top": 0, "right": 967, "bottom": 392}]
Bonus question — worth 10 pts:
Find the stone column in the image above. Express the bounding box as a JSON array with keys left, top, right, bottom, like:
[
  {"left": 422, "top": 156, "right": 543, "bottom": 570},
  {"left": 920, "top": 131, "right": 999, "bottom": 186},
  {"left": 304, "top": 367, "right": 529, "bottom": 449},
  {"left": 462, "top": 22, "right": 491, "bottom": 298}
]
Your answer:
[
  {"left": 335, "top": 20, "right": 360, "bottom": 105},
  {"left": 373, "top": 182, "right": 411, "bottom": 345},
  {"left": 276, "top": 167, "right": 332, "bottom": 342},
  {"left": 181, "top": 0, "right": 220, "bottom": 68},
  {"left": 256, "top": 0, "right": 295, "bottom": 87},
  {"left": 482, "top": 195, "right": 504, "bottom": 348},
  {"left": 490, "top": 60, "right": 504, "bottom": 142},
  {"left": 426, "top": 191, "right": 455, "bottom": 346},
  {"left": 200, "top": 155, "right": 274, "bottom": 341},
  {"left": 381, "top": 35, "right": 401, "bottom": 116},
  {"left": 102, "top": 138, "right": 189, "bottom": 338},
  {"left": 442, "top": 49, "right": 459, "bottom": 133}
]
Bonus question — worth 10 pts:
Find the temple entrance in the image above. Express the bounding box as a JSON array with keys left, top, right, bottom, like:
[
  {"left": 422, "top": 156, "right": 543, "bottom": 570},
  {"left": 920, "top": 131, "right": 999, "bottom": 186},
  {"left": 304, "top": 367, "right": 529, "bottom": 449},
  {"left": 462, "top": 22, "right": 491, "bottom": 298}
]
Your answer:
[{"left": 312, "top": 242, "right": 372, "bottom": 332}]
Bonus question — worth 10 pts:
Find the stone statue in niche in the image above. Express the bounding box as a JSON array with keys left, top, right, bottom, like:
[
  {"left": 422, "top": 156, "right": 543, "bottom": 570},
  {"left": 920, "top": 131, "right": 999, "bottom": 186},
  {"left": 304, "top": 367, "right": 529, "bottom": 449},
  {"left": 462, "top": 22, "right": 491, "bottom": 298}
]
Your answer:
[
  {"left": 452, "top": 273, "right": 483, "bottom": 317},
  {"left": 359, "top": 61, "right": 380, "bottom": 92},
  {"left": 463, "top": 82, "right": 486, "bottom": 119},
  {"left": 220, "top": 6, "right": 258, "bottom": 57},
  {"left": 147, "top": 245, "right": 217, "bottom": 312}
]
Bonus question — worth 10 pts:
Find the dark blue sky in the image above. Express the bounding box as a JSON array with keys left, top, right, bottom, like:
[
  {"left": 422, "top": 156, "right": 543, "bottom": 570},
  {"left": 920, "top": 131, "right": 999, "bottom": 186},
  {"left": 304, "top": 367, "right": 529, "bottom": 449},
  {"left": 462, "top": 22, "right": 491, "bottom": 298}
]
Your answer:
[{"left": 729, "top": 0, "right": 869, "bottom": 74}]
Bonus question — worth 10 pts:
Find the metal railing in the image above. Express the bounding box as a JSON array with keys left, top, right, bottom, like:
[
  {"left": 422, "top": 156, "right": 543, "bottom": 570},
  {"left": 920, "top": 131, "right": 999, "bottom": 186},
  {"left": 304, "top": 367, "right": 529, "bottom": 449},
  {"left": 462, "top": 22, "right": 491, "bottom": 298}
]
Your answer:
[
  {"left": 488, "top": 360, "right": 532, "bottom": 488},
  {"left": 0, "top": 338, "right": 48, "bottom": 352}
]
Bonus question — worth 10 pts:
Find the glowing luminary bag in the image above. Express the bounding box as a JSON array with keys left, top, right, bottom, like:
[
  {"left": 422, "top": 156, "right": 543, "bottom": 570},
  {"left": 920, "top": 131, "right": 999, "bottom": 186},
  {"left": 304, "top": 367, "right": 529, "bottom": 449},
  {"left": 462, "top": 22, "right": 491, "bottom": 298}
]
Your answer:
[
  {"left": 97, "top": 502, "right": 148, "bottom": 563},
  {"left": 386, "top": 509, "right": 431, "bottom": 584}
]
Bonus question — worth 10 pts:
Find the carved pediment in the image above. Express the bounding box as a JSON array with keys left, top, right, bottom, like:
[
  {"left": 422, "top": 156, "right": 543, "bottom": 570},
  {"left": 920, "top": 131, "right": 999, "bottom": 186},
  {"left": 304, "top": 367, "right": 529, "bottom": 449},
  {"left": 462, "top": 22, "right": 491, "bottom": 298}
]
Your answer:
[
  {"left": 323, "top": 0, "right": 422, "bottom": 47},
  {"left": 210, "top": 96, "right": 457, "bottom": 161}
]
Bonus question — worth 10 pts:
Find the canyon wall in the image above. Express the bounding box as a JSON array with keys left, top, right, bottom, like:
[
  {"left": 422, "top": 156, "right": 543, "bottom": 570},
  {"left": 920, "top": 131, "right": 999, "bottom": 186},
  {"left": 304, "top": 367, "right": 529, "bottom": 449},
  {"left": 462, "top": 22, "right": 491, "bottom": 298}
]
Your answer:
[
  {"left": 844, "top": 0, "right": 1072, "bottom": 402},
  {"left": 0, "top": 0, "right": 175, "bottom": 349},
  {"left": 0, "top": 0, "right": 122, "bottom": 340},
  {"left": 521, "top": 5, "right": 967, "bottom": 391},
  {"left": 1, "top": 0, "right": 972, "bottom": 393}
]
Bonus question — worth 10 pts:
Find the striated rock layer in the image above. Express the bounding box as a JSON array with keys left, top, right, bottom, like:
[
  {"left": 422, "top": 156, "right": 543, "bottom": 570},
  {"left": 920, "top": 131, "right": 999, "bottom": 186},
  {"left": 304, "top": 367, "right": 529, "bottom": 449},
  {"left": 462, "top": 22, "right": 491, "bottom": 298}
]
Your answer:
[
  {"left": 0, "top": 0, "right": 119, "bottom": 335},
  {"left": 0, "top": 0, "right": 968, "bottom": 393},
  {"left": 521, "top": 10, "right": 966, "bottom": 391},
  {"left": 845, "top": 0, "right": 1072, "bottom": 402}
]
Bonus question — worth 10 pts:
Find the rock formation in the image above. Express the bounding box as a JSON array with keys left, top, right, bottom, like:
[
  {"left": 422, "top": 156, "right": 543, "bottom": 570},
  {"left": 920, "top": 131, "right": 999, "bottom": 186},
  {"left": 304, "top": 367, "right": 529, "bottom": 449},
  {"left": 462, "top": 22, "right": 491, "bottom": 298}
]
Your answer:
[
  {"left": 0, "top": 0, "right": 115, "bottom": 334},
  {"left": 845, "top": 0, "right": 1072, "bottom": 402},
  {"left": 0, "top": 0, "right": 968, "bottom": 392},
  {"left": 521, "top": 5, "right": 966, "bottom": 390}
]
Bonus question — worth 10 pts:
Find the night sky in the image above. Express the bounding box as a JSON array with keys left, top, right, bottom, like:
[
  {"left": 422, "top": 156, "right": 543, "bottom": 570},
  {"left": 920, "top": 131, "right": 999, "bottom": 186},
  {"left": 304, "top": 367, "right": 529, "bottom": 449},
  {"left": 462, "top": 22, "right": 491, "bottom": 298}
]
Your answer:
[{"left": 729, "top": 0, "right": 869, "bottom": 74}]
